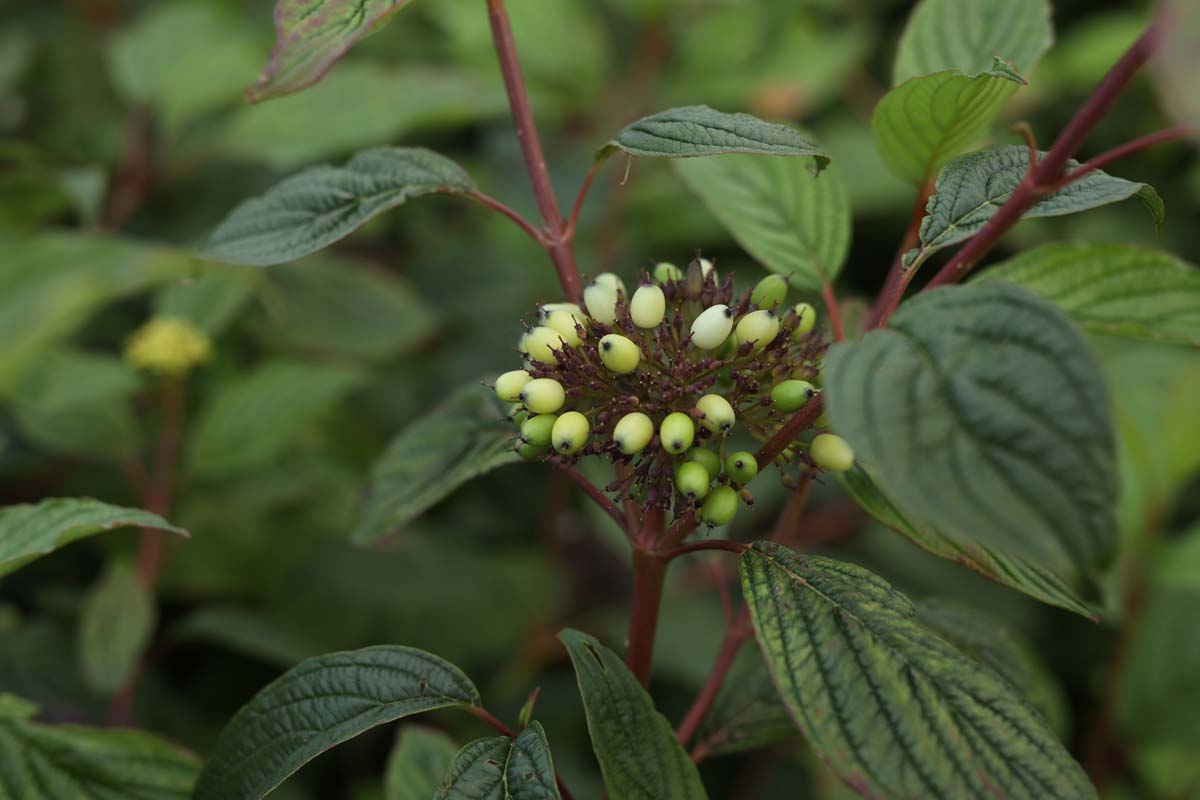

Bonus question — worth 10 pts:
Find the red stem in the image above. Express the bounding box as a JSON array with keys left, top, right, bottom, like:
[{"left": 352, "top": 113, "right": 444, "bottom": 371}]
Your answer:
[
  {"left": 468, "top": 189, "right": 547, "bottom": 246},
  {"left": 565, "top": 159, "right": 604, "bottom": 241},
  {"left": 626, "top": 545, "right": 667, "bottom": 688},
  {"left": 556, "top": 462, "right": 626, "bottom": 532},
  {"left": 1051, "top": 124, "right": 1199, "bottom": 191},
  {"left": 754, "top": 394, "right": 825, "bottom": 467},
  {"left": 677, "top": 611, "right": 752, "bottom": 750},
  {"left": 658, "top": 539, "right": 747, "bottom": 561},
  {"left": 867, "top": 182, "right": 932, "bottom": 328},
  {"left": 821, "top": 282, "right": 846, "bottom": 342}
]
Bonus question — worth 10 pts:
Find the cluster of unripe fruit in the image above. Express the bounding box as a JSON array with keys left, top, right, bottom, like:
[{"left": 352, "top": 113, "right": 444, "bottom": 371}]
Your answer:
[{"left": 493, "top": 256, "right": 855, "bottom": 527}]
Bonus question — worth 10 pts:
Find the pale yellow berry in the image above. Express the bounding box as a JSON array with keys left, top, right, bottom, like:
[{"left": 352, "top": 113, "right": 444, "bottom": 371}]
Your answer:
[
  {"left": 552, "top": 411, "right": 590, "bottom": 455},
  {"left": 495, "top": 370, "right": 532, "bottom": 402},
  {"left": 735, "top": 309, "right": 780, "bottom": 351},
  {"left": 694, "top": 394, "right": 735, "bottom": 433},
  {"left": 599, "top": 334, "right": 640, "bottom": 374},
  {"left": 594, "top": 272, "right": 626, "bottom": 297},
  {"left": 791, "top": 302, "right": 817, "bottom": 339},
  {"left": 660, "top": 412, "right": 695, "bottom": 454},
  {"left": 629, "top": 284, "right": 666, "bottom": 328},
  {"left": 613, "top": 412, "right": 654, "bottom": 455},
  {"left": 523, "top": 326, "right": 563, "bottom": 365},
  {"left": 690, "top": 304, "right": 734, "bottom": 350},
  {"left": 584, "top": 282, "right": 619, "bottom": 326},
  {"left": 654, "top": 262, "right": 682, "bottom": 283},
  {"left": 543, "top": 309, "right": 583, "bottom": 347},
  {"left": 520, "top": 378, "right": 565, "bottom": 414},
  {"left": 811, "top": 433, "right": 854, "bottom": 472}
]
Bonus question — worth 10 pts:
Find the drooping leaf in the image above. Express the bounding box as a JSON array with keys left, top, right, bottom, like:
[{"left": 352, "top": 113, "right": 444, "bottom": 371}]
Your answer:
[
  {"left": 912, "top": 146, "right": 1164, "bottom": 266},
  {"left": 558, "top": 629, "right": 707, "bottom": 800},
  {"left": 692, "top": 646, "right": 795, "bottom": 759},
  {"left": 673, "top": 153, "right": 850, "bottom": 289},
  {"left": 0, "top": 499, "right": 187, "bottom": 579},
  {"left": 893, "top": 0, "right": 1053, "bottom": 84},
  {"left": 0, "top": 694, "right": 200, "bottom": 799},
  {"left": 434, "top": 723, "right": 561, "bottom": 799},
  {"left": 186, "top": 360, "right": 364, "bottom": 478},
  {"left": 247, "top": 0, "right": 415, "bottom": 103},
  {"left": 602, "top": 105, "right": 829, "bottom": 170},
  {"left": 824, "top": 283, "right": 1116, "bottom": 616},
  {"left": 78, "top": 560, "right": 157, "bottom": 695},
  {"left": 354, "top": 381, "right": 520, "bottom": 544},
  {"left": 976, "top": 242, "right": 1200, "bottom": 346},
  {"left": 739, "top": 542, "right": 1096, "bottom": 799},
  {"left": 205, "top": 147, "right": 475, "bottom": 267},
  {"left": 193, "top": 646, "right": 481, "bottom": 800},
  {"left": 385, "top": 726, "right": 458, "bottom": 800},
  {"left": 873, "top": 61, "right": 1024, "bottom": 184}
]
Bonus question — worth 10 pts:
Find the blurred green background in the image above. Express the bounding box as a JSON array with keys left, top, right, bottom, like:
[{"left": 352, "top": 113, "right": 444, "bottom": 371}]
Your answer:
[{"left": 1, "top": 0, "right": 1198, "bottom": 798}]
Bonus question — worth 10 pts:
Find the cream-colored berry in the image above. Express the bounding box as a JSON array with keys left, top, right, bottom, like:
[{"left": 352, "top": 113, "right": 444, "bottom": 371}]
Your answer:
[
  {"left": 811, "top": 433, "right": 854, "bottom": 472},
  {"left": 694, "top": 394, "right": 735, "bottom": 433},
  {"left": 599, "top": 334, "right": 640, "bottom": 374},
  {"left": 735, "top": 309, "right": 780, "bottom": 351},
  {"left": 630, "top": 284, "right": 666, "bottom": 328},
  {"left": 495, "top": 370, "right": 532, "bottom": 402},
  {"left": 690, "top": 305, "right": 734, "bottom": 350},
  {"left": 523, "top": 326, "right": 563, "bottom": 365},
  {"left": 584, "top": 282, "right": 619, "bottom": 326},
  {"left": 791, "top": 302, "right": 817, "bottom": 339},
  {"left": 552, "top": 411, "right": 590, "bottom": 455},
  {"left": 613, "top": 412, "right": 655, "bottom": 455},
  {"left": 520, "top": 378, "right": 565, "bottom": 414}
]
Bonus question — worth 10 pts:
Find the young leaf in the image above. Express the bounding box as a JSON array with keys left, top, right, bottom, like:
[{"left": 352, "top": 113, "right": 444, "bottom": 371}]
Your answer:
[
  {"left": 893, "top": 0, "right": 1053, "bottom": 84},
  {"left": 205, "top": 147, "right": 475, "bottom": 267},
  {"left": 739, "top": 542, "right": 1096, "bottom": 799},
  {"left": 79, "top": 560, "right": 157, "bottom": 695},
  {"left": 354, "top": 381, "right": 521, "bottom": 544},
  {"left": 247, "top": 0, "right": 414, "bottom": 103},
  {"left": 0, "top": 695, "right": 200, "bottom": 798},
  {"left": 976, "top": 242, "right": 1200, "bottom": 346},
  {"left": 872, "top": 61, "right": 1024, "bottom": 184},
  {"left": 385, "top": 726, "right": 458, "bottom": 800},
  {"left": 434, "top": 723, "right": 561, "bottom": 799},
  {"left": 673, "top": 154, "right": 850, "bottom": 290},
  {"left": 0, "top": 498, "right": 187, "bottom": 578},
  {"left": 823, "top": 283, "right": 1117, "bottom": 617},
  {"left": 194, "top": 645, "right": 481, "bottom": 800},
  {"left": 692, "top": 647, "right": 795, "bottom": 759},
  {"left": 601, "top": 105, "right": 829, "bottom": 170},
  {"left": 558, "top": 629, "right": 708, "bottom": 800},
  {"left": 912, "top": 145, "right": 1164, "bottom": 266}
]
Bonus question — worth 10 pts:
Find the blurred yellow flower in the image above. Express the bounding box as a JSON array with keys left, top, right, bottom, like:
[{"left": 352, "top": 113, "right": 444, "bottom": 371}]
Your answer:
[{"left": 124, "top": 317, "right": 212, "bottom": 376}]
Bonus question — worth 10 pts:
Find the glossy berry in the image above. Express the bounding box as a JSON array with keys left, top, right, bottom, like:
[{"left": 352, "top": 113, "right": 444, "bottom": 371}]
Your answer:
[
  {"left": 542, "top": 309, "right": 583, "bottom": 347},
  {"left": 811, "top": 433, "right": 855, "bottom": 472},
  {"left": 584, "top": 282, "right": 619, "bottom": 326},
  {"left": 523, "top": 325, "right": 563, "bottom": 365},
  {"left": 520, "top": 414, "right": 557, "bottom": 448},
  {"left": 700, "top": 485, "right": 739, "bottom": 526},
  {"left": 687, "top": 447, "right": 722, "bottom": 480},
  {"left": 613, "top": 412, "right": 655, "bottom": 455},
  {"left": 690, "top": 304, "right": 734, "bottom": 350},
  {"left": 630, "top": 284, "right": 666, "bottom": 328},
  {"left": 599, "top": 334, "right": 640, "bottom": 374},
  {"left": 694, "top": 394, "right": 735, "bottom": 433},
  {"left": 552, "top": 411, "right": 590, "bottom": 455},
  {"left": 495, "top": 370, "right": 532, "bottom": 402},
  {"left": 771, "top": 380, "right": 816, "bottom": 413},
  {"left": 750, "top": 274, "right": 788, "bottom": 309},
  {"left": 725, "top": 451, "right": 759, "bottom": 485},
  {"left": 735, "top": 309, "right": 780, "bottom": 351},
  {"left": 654, "top": 262, "right": 682, "bottom": 283},
  {"left": 675, "top": 461, "right": 711, "bottom": 501},
  {"left": 516, "top": 440, "right": 547, "bottom": 460},
  {"left": 594, "top": 272, "right": 627, "bottom": 297},
  {"left": 660, "top": 412, "right": 695, "bottom": 454},
  {"left": 791, "top": 302, "right": 817, "bottom": 339},
  {"left": 539, "top": 302, "right": 586, "bottom": 323},
  {"left": 519, "top": 378, "right": 565, "bottom": 414}
]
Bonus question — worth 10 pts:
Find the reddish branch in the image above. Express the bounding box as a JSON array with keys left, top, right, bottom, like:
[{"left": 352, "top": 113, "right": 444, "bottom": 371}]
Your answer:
[
  {"left": 556, "top": 462, "right": 626, "bottom": 532},
  {"left": 754, "top": 394, "right": 825, "bottom": 466},
  {"left": 677, "top": 609, "right": 753, "bottom": 752},
  {"left": 627, "top": 546, "right": 668, "bottom": 688},
  {"left": 658, "top": 539, "right": 747, "bottom": 561},
  {"left": 821, "top": 282, "right": 846, "bottom": 342}
]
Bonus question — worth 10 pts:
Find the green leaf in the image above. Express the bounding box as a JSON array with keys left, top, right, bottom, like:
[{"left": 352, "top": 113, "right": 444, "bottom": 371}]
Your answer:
[
  {"left": 692, "top": 647, "right": 795, "bottom": 759},
  {"left": 154, "top": 268, "right": 259, "bottom": 337},
  {"left": 78, "top": 560, "right": 156, "bottom": 695},
  {"left": 976, "top": 242, "right": 1200, "bottom": 346},
  {"left": 171, "top": 606, "right": 321, "bottom": 669},
  {"left": 673, "top": 153, "right": 850, "bottom": 289},
  {"left": 434, "top": 723, "right": 561, "bottom": 799},
  {"left": 602, "top": 105, "right": 829, "bottom": 170},
  {"left": 558, "top": 629, "right": 707, "bottom": 800},
  {"left": 893, "top": 0, "right": 1053, "bottom": 84},
  {"left": 872, "top": 61, "right": 1024, "bottom": 184},
  {"left": 824, "top": 283, "right": 1116, "bottom": 617},
  {"left": 205, "top": 147, "right": 475, "bottom": 267},
  {"left": 739, "top": 542, "right": 1096, "bottom": 799},
  {"left": 247, "top": 0, "right": 415, "bottom": 103},
  {"left": 0, "top": 498, "right": 187, "bottom": 579},
  {"left": 193, "top": 645, "right": 481, "bottom": 800},
  {"left": 186, "top": 360, "right": 363, "bottom": 478},
  {"left": 913, "top": 146, "right": 1164, "bottom": 266},
  {"left": 385, "top": 726, "right": 458, "bottom": 800},
  {"left": 354, "top": 381, "right": 520, "bottom": 544}
]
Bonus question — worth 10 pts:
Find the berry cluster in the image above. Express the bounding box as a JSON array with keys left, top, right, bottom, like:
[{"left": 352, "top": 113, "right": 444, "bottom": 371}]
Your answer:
[{"left": 493, "top": 256, "right": 854, "bottom": 527}]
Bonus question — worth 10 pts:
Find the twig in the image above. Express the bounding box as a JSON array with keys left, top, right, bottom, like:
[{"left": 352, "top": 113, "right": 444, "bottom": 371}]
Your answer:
[
  {"left": 867, "top": 181, "right": 933, "bottom": 328},
  {"left": 821, "top": 282, "right": 846, "bottom": 342},
  {"left": 467, "top": 189, "right": 548, "bottom": 246},
  {"left": 658, "top": 539, "right": 747, "bottom": 561},
  {"left": 555, "top": 462, "right": 626, "bottom": 532},
  {"left": 677, "top": 609, "right": 752, "bottom": 751},
  {"left": 754, "top": 395, "right": 825, "bottom": 467},
  {"left": 768, "top": 473, "right": 814, "bottom": 547},
  {"left": 565, "top": 159, "right": 604, "bottom": 241},
  {"left": 627, "top": 545, "right": 667, "bottom": 688},
  {"left": 1049, "top": 124, "right": 1198, "bottom": 192}
]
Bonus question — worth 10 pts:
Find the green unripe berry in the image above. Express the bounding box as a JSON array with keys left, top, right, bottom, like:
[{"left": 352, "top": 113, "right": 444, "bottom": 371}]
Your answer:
[
  {"left": 516, "top": 440, "right": 547, "bottom": 460},
  {"left": 507, "top": 403, "right": 529, "bottom": 425},
  {"left": 750, "top": 274, "right": 788, "bottom": 309},
  {"left": 495, "top": 370, "right": 532, "bottom": 402},
  {"left": 791, "top": 302, "right": 817, "bottom": 339},
  {"left": 630, "top": 284, "right": 666, "bottom": 328},
  {"left": 687, "top": 447, "right": 722, "bottom": 479},
  {"left": 735, "top": 309, "right": 780, "bottom": 351},
  {"left": 675, "top": 461, "right": 711, "bottom": 501},
  {"left": 700, "top": 485, "right": 738, "bottom": 526},
  {"left": 691, "top": 304, "right": 734, "bottom": 350},
  {"left": 771, "top": 380, "right": 816, "bottom": 413},
  {"left": 613, "top": 412, "right": 655, "bottom": 455},
  {"left": 660, "top": 412, "right": 695, "bottom": 454},
  {"left": 520, "top": 414, "right": 557, "bottom": 447},
  {"left": 519, "top": 378, "right": 565, "bottom": 414},
  {"left": 814, "top": 410, "right": 831, "bottom": 428},
  {"left": 811, "top": 433, "right": 854, "bottom": 472},
  {"left": 594, "top": 272, "right": 627, "bottom": 297},
  {"left": 695, "top": 393, "right": 735, "bottom": 434},
  {"left": 552, "top": 411, "right": 590, "bottom": 455},
  {"left": 584, "top": 282, "right": 619, "bottom": 326},
  {"left": 725, "top": 451, "right": 759, "bottom": 485},
  {"left": 599, "top": 334, "right": 640, "bottom": 374},
  {"left": 543, "top": 309, "right": 583, "bottom": 347},
  {"left": 653, "top": 262, "right": 682, "bottom": 283},
  {"left": 523, "top": 325, "right": 563, "bottom": 365}
]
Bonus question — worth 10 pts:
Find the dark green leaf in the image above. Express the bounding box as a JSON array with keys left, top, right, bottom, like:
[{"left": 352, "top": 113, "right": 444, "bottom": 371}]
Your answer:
[
  {"left": 434, "top": 723, "right": 561, "bottom": 799},
  {"left": 824, "top": 283, "right": 1116, "bottom": 616},
  {"left": 0, "top": 498, "right": 187, "bottom": 579},
  {"left": 739, "top": 542, "right": 1096, "bottom": 799},
  {"left": 354, "top": 381, "right": 520, "bottom": 544},
  {"left": 977, "top": 242, "right": 1200, "bottom": 346},
  {"left": 205, "top": 147, "right": 475, "bottom": 267},
  {"left": 78, "top": 560, "right": 156, "bottom": 695},
  {"left": 673, "top": 153, "right": 850, "bottom": 289},
  {"left": 193, "top": 645, "right": 481, "bottom": 800},
  {"left": 558, "top": 629, "right": 707, "bottom": 800},
  {"left": 385, "top": 726, "right": 458, "bottom": 800},
  {"left": 154, "top": 268, "right": 259, "bottom": 337},
  {"left": 170, "top": 606, "right": 321, "bottom": 669},
  {"left": 692, "top": 647, "right": 795, "bottom": 758}
]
